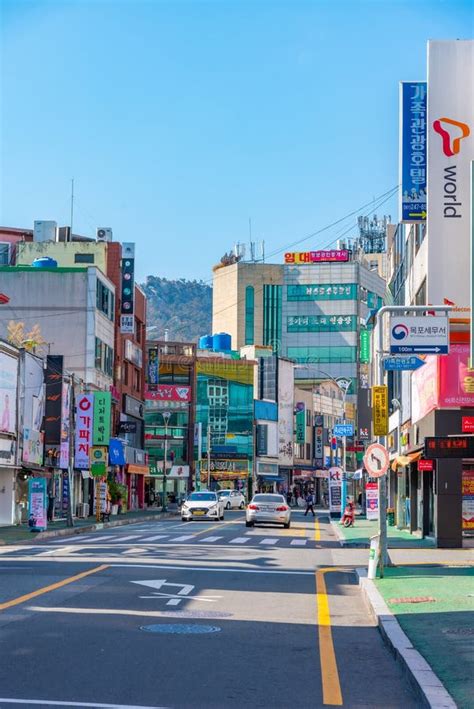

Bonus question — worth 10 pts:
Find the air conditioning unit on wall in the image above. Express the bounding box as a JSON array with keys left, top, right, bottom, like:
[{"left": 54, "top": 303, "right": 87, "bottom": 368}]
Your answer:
[
  {"left": 96, "top": 227, "right": 113, "bottom": 242},
  {"left": 76, "top": 502, "right": 90, "bottom": 518}
]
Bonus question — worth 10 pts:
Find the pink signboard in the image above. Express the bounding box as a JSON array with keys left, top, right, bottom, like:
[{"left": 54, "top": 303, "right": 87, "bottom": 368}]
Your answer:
[
  {"left": 411, "top": 355, "right": 439, "bottom": 424},
  {"left": 438, "top": 344, "right": 474, "bottom": 407},
  {"left": 74, "top": 394, "right": 94, "bottom": 470},
  {"left": 284, "top": 250, "right": 350, "bottom": 264},
  {"left": 145, "top": 385, "right": 191, "bottom": 402}
]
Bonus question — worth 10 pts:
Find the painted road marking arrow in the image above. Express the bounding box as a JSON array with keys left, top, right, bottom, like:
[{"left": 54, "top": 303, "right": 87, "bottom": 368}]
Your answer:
[{"left": 131, "top": 579, "right": 221, "bottom": 606}]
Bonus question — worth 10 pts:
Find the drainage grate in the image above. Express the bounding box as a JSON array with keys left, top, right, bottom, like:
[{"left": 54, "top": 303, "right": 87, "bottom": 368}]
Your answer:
[
  {"left": 389, "top": 596, "right": 436, "bottom": 604},
  {"left": 140, "top": 624, "right": 221, "bottom": 634}
]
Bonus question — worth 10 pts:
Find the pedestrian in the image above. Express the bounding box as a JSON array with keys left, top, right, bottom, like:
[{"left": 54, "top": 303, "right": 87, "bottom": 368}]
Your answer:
[
  {"left": 286, "top": 489, "right": 292, "bottom": 507},
  {"left": 304, "top": 490, "right": 315, "bottom": 517}
]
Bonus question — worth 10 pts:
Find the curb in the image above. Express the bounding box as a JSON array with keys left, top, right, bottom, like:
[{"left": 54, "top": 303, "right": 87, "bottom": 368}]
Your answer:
[
  {"left": 0, "top": 510, "right": 180, "bottom": 545},
  {"left": 330, "top": 521, "right": 369, "bottom": 548},
  {"left": 356, "top": 567, "right": 457, "bottom": 709}
]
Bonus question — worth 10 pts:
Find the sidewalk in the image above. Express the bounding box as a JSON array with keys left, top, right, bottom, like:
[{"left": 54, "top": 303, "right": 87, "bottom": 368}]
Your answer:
[
  {"left": 374, "top": 565, "right": 474, "bottom": 709},
  {"left": 332, "top": 517, "right": 435, "bottom": 548},
  {"left": 0, "top": 507, "right": 175, "bottom": 545}
]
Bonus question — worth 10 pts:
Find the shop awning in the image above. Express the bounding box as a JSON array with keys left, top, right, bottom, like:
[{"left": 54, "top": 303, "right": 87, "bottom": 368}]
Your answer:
[
  {"left": 391, "top": 451, "right": 422, "bottom": 471},
  {"left": 259, "top": 475, "right": 285, "bottom": 482},
  {"left": 126, "top": 464, "right": 150, "bottom": 475}
]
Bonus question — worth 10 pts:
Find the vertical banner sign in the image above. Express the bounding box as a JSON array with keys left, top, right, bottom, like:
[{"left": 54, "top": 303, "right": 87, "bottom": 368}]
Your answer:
[
  {"left": 44, "top": 355, "right": 63, "bottom": 461},
  {"left": 147, "top": 346, "right": 159, "bottom": 391},
  {"left": 365, "top": 482, "right": 379, "bottom": 521},
  {"left": 471, "top": 160, "right": 474, "bottom": 368},
  {"left": 328, "top": 467, "right": 342, "bottom": 513},
  {"left": 372, "top": 385, "right": 388, "bottom": 436},
  {"left": 28, "top": 477, "right": 47, "bottom": 531},
  {"left": 359, "top": 330, "right": 370, "bottom": 363},
  {"left": 75, "top": 394, "right": 94, "bottom": 469},
  {"left": 92, "top": 391, "right": 112, "bottom": 446},
  {"left": 399, "top": 81, "right": 427, "bottom": 222},
  {"left": 296, "top": 403, "right": 305, "bottom": 444},
  {"left": 120, "top": 242, "right": 135, "bottom": 315},
  {"left": 427, "top": 40, "right": 474, "bottom": 308},
  {"left": 59, "top": 381, "right": 71, "bottom": 469},
  {"left": 314, "top": 415, "right": 324, "bottom": 467}
]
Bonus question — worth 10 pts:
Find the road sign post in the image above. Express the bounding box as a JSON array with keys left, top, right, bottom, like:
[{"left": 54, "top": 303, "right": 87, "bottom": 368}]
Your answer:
[{"left": 374, "top": 305, "right": 452, "bottom": 577}]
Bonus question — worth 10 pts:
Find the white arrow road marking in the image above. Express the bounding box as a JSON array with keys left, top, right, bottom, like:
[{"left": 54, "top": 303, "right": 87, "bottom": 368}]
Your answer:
[{"left": 131, "top": 578, "right": 221, "bottom": 606}]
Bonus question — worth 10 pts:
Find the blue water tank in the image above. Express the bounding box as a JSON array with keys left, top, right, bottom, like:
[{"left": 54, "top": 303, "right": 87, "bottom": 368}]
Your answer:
[
  {"left": 212, "top": 332, "right": 232, "bottom": 352},
  {"left": 32, "top": 257, "right": 58, "bottom": 269},
  {"left": 199, "top": 335, "right": 213, "bottom": 350}
]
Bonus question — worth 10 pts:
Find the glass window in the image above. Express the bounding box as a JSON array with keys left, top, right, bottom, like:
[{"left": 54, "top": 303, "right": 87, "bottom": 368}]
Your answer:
[
  {"left": 74, "top": 253, "right": 94, "bottom": 264},
  {"left": 287, "top": 346, "right": 356, "bottom": 363},
  {"left": 263, "top": 285, "right": 282, "bottom": 350},
  {"left": 415, "top": 279, "right": 426, "bottom": 305},
  {"left": 287, "top": 284, "right": 357, "bottom": 301},
  {"left": 95, "top": 337, "right": 113, "bottom": 376},
  {"left": 245, "top": 285, "right": 254, "bottom": 345},
  {"left": 0, "top": 243, "right": 10, "bottom": 265},
  {"left": 96, "top": 280, "right": 114, "bottom": 321}
]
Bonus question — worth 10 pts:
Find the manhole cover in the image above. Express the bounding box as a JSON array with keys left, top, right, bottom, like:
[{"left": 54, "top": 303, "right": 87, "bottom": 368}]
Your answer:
[
  {"left": 159, "top": 610, "right": 232, "bottom": 619},
  {"left": 443, "top": 627, "right": 474, "bottom": 636},
  {"left": 389, "top": 596, "right": 436, "bottom": 604},
  {"left": 140, "top": 624, "right": 221, "bottom": 634}
]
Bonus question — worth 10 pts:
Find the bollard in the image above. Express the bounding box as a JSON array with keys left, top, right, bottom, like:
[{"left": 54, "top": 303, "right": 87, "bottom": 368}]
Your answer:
[{"left": 368, "top": 534, "right": 380, "bottom": 580}]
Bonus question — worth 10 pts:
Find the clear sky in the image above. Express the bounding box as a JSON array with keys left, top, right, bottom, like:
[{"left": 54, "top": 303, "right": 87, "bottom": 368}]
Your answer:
[{"left": 1, "top": 0, "right": 472, "bottom": 282}]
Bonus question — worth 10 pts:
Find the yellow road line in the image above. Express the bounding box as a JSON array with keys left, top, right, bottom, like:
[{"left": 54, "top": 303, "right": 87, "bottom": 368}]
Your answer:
[
  {"left": 314, "top": 517, "right": 321, "bottom": 542},
  {"left": 316, "top": 568, "right": 343, "bottom": 706},
  {"left": 188, "top": 515, "right": 246, "bottom": 539},
  {"left": 0, "top": 564, "right": 109, "bottom": 612}
]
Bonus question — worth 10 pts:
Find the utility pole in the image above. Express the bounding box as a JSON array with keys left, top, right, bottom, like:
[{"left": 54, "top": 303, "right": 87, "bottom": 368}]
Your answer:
[
  {"left": 162, "top": 411, "right": 171, "bottom": 511},
  {"left": 70, "top": 178, "right": 74, "bottom": 237},
  {"left": 207, "top": 425, "right": 211, "bottom": 490}
]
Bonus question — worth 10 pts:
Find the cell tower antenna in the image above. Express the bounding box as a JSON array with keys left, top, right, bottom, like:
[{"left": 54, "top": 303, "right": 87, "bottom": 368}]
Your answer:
[{"left": 70, "top": 178, "right": 74, "bottom": 238}]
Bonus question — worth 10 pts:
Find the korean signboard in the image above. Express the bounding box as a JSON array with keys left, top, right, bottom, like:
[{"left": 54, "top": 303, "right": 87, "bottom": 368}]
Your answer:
[
  {"left": 120, "top": 315, "right": 135, "bottom": 334},
  {"left": 44, "top": 355, "right": 63, "bottom": 451},
  {"left": 120, "top": 242, "right": 135, "bottom": 315},
  {"left": 365, "top": 482, "right": 379, "bottom": 521},
  {"left": 145, "top": 385, "right": 191, "bottom": 402},
  {"left": 74, "top": 394, "right": 94, "bottom": 469},
  {"left": 390, "top": 316, "right": 449, "bottom": 355},
  {"left": 90, "top": 445, "right": 108, "bottom": 477},
  {"left": 287, "top": 314, "right": 355, "bottom": 333},
  {"left": 425, "top": 436, "right": 474, "bottom": 459},
  {"left": 399, "top": 81, "right": 427, "bottom": 222},
  {"left": 287, "top": 283, "right": 357, "bottom": 301},
  {"left": 328, "top": 467, "right": 342, "bottom": 513},
  {"left": 427, "top": 41, "right": 474, "bottom": 308},
  {"left": 28, "top": 477, "right": 47, "bottom": 531},
  {"left": 372, "top": 386, "right": 388, "bottom": 436},
  {"left": 314, "top": 415, "right": 324, "bottom": 467},
  {"left": 92, "top": 391, "right": 111, "bottom": 446},
  {"left": 359, "top": 330, "right": 370, "bottom": 364},
  {"left": 284, "top": 250, "right": 350, "bottom": 264},
  {"left": 0, "top": 351, "right": 18, "bottom": 435},
  {"left": 59, "top": 381, "right": 71, "bottom": 469},
  {"left": 462, "top": 469, "right": 474, "bottom": 530},
  {"left": 147, "top": 347, "right": 159, "bottom": 391}
]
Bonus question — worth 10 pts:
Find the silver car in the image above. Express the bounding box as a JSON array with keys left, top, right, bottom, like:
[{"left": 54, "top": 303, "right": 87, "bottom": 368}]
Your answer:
[
  {"left": 217, "top": 489, "right": 246, "bottom": 510},
  {"left": 245, "top": 493, "right": 291, "bottom": 528},
  {"left": 181, "top": 491, "right": 225, "bottom": 522}
]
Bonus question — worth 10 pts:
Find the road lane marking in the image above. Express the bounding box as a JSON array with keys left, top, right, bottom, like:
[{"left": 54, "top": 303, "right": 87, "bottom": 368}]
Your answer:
[
  {"left": 314, "top": 517, "right": 321, "bottom": 542},
  {"left": 0, "top": 564, "right": 108, "bottom": 612},
  {"left": 290, "top": 539, "right": 307, "bottom": 546},
  {"left": 0, "top": 698, "right": 169, "bottom": 708},
  {"left": 172, "top": 535, "right": 195, "bottom": 542},
  {"left": 140, "top": 535, "right": 168, "bottom": 542},
  {"left": 201, "top": 536, "right": 222, "bottom": 542},
  {"left": 228, "top": 537, "right": 250, "bottom": 544},
  {"left": 260, "top": 538, "right": 278, "bottom": 545},
  {"left": 315, "top": 568, "right": 343, "bottom": 706}
]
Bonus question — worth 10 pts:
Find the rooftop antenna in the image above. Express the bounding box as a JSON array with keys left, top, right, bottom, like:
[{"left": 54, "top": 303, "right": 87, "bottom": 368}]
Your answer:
[{"left": 70, "top": 178, "right": 74, "bottom": 239}]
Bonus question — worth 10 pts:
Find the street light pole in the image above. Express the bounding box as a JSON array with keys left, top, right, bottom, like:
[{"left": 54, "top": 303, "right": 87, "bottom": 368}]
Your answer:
[
  {"left": 161, "top": 411, "right": 171, "bottom": 512},
  {"left": 207, "top": 425, "right": 211, "bottom": 490}
]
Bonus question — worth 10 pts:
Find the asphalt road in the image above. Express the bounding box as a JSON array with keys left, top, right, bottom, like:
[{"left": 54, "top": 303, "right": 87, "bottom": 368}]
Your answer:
[{"left": 0, "top": 511, "right": 418, "bottom": 709}]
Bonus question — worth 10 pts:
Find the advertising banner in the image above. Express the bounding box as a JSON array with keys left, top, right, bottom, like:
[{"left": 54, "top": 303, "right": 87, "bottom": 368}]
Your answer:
[
  {"left": 0, "top": 351, "right": 18, "bottom": 435},
  {"left": 21, "top": 352, "right": 45, "bottom": 466},
  {"left": 277, "top": 359, "right": 294, "bottom": 466},
  {"left": 90, "top": 445, "right": 108, "bottom": 477},
  {"left": 145, "top": 385, "right": 191, "bottom": 402},
  {"left": 399, "top": 81, "right": 427, "bottom": 222},
  {"left": 438, "top": 344, "right": 474, "bottom": 407},
  {"left": 462, "top": 469, "right": 474, "bottom": 530},
  {"left": 284, "top": 250, "right": 350, "bottom": 264},
  {"left": 59, "top": 382, "right": 71, "bottom": 469},
  {"left": 74, "top": 394, "right": 94, "bottom": 469},
  {"left": 372, "top": 386, "right": 388, "bottom": 436},
  {"left": 168, "top": 465, "right": 190, "bottom": 479},
  {"left": 314, "top": 415, "right": 324, "bottom": 467},
  {"left": 256, "top": 424, "right": 268, "bottom": 456},
  {"left": 328, "top": 467, "right": 342, "bottom": 513},
  {"left": 22, "top": 429, "right": 43, "bottom": 466},
  {"left": 296, "top": 404, "right": 305, "bottom": 444},
  {"left": 366, "top": 482, "right": 379, "bottom": 521},
  {"left": 28, "top": 477, "right": 47, "bottom": 531},
  {"left": 44, "top": 355, "right": 63, "bottom": 449},
  {"left": 411, "top": 355, "right": 438, "bottom": 423},
  {"left": 92, "top": 391, "right": 111, "bottom": 446},
  {"left": 147, "top": 347, "right": 159, "bottom": 390},
  {"left": 427, "top": 40, "right": 474, "bottom": 307},
  {"left": 360, "top": 330, "right": 370, "bottom": 363}
]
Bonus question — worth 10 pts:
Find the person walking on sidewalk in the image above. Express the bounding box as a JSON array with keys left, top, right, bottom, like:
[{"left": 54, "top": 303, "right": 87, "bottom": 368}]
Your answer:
[{"left": 304, "top": 491, "right": 315, "bottom": 517}]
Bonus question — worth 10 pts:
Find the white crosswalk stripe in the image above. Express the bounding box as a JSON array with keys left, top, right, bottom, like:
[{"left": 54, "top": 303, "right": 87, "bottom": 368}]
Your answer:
[
  {"left": 172, "top": 535, "right": 195, "bottom": 542},
  {"left": 228, "top": 537, "right": 250, "bottom": 544},
  {"left": 200, "top": 536, "right": 223, "bottom": 542},
  {"left": 290, "top": 539, "right": 308, "bottom": 546},
  {"left": 260, "top": 538, "right": 278, "bottom": 545},
  {"left": 140, "top": 535, "right": 168, "bottom": 542}
]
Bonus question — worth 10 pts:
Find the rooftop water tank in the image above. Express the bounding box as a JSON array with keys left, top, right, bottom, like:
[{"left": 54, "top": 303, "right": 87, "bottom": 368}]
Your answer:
[
  {"left": 199, "top": 335, "right": 213, "bottom": 350},
  {"left": 212, "top": 332, "right": 231, "bottom": 352},
  {"left": 32, "top": 257, "right": 58, "bottom": 269}
]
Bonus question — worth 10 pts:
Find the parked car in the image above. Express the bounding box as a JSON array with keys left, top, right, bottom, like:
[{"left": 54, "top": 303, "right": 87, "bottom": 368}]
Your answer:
[
  {"left": 181, "top": 491, "right": 225, "bottom": 521},
  {"left": 245, "top": 493, "right": 291, "bottom": 528},
  {"left": 217, "top": 489, "right": 246, "bottom": 510}
]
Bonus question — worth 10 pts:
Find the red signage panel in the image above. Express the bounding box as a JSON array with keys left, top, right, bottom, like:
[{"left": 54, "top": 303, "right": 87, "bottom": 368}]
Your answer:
[
  {"left": 418, "top": 459, "right": 434, "bottom": 472},
  {"left": 462, "top": 416, "right": 474, "bottom": 433}
]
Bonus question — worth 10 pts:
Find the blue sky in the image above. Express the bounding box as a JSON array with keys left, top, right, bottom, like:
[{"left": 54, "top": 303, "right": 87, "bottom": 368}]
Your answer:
[{"left": 1, "top": 0, "right": 472, "bottom": 282}]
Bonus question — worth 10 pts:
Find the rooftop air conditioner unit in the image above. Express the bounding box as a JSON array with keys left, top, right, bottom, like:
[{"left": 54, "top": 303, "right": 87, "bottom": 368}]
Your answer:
[{"left": 96, "top": 227, "right": 113, "bottom": 242}]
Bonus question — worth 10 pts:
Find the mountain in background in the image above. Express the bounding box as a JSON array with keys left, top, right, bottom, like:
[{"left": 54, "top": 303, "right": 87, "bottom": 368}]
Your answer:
[{"left": 141, "top": 276, "right": 212, "bottom": 343}]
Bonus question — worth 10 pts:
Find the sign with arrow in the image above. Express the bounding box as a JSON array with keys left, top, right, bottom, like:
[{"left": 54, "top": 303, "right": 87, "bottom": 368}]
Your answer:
[
  {"left": 383, "top": 356, "right": 426, "bottom": 371},
  {"left": 390, "top": 316, "right": 449, "bottom": 355}
]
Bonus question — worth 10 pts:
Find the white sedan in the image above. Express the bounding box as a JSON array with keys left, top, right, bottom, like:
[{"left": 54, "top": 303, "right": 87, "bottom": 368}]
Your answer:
[
  {"left": 217, "top": 489, "right": 246, "bottom": 510},
  {"left": 181, "top": 491, "right": 225, "bottom": 522}
]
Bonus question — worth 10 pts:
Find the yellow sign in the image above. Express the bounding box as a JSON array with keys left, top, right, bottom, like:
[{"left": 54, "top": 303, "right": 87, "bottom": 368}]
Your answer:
[{"left": 372, "top": 386, "right": 388, "bottom": 436}]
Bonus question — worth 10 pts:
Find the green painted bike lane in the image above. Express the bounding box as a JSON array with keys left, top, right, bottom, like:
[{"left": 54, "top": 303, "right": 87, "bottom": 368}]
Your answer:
[{"left": 375, "top": 565, "right": 474, "bottom": 709}]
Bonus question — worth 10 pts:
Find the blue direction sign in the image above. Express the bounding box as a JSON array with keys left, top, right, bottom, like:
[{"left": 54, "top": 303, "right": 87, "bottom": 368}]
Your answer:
[
  {"left": 390, "top": 345, "right": 448, "bottom": 355},
  {"left": 384, "top": 356, "right": 426, "bottom": 371},
  {"left": 333, "top": 423, "right": 354, "bottom": 437}
]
